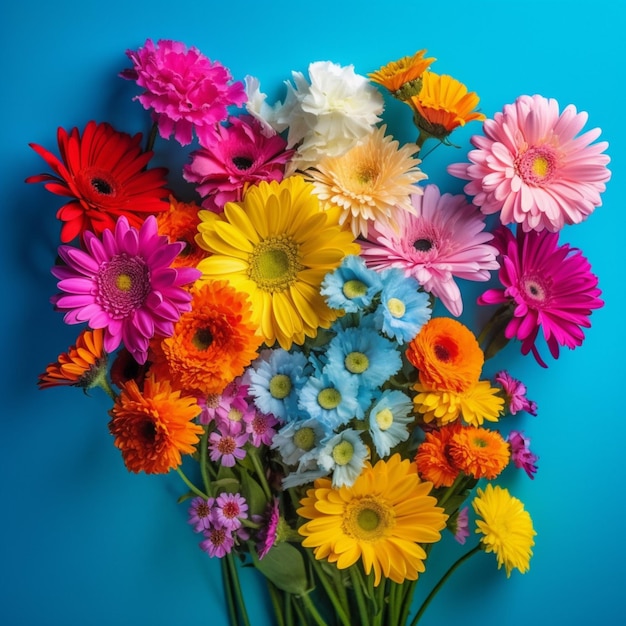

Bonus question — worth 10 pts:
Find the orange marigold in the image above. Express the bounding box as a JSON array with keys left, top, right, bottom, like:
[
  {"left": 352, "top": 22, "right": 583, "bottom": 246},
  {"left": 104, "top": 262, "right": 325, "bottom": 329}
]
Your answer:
[
  {"left": 150, "top": 281, "right": 263, "bottom": 396},
  {"left": 448, "top": 425, "right": 510, "bottom": 480},
  {"left": 38, "top": 328, "right": 107, "bottom": 390},
  {"left": 368, "top": 49, "right": 436, "bottom": 97},
  {"left": 156, "top": 195, "right": 208, "bottom": 269},
  {"left": 406, "top": 317, "right": 483, "bottom": 393},
  {"left": 108, "top": 375, "right": 203, "bottom": 474},
  {"left": 415, "top": 423, "right": 461, "bottom": 488}
]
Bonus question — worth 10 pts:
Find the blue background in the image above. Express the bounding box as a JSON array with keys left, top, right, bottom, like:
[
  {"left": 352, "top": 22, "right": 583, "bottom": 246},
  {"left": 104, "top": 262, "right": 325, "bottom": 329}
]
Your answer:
[{"left": 1, "top": 1, "right": 623, "bottom": 625}]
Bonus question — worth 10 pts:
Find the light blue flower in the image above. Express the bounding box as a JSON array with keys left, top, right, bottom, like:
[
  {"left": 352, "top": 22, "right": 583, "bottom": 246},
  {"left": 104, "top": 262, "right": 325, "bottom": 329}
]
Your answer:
[
  {"left": 245, "top": 348, "right": 310, "bottom": 421},
  {"left": 321, "top": 255, "right": 383, "bottom": 312},
  {"left": 270, "top": 418, "right": 330, "bottom": 467},
  {"left": 317, "top": 429, "right": 369, "bottom": 488},
  {"left": 374, "top": 268, "right": 431, "bottom": 343},
  {"left": 367, "top": 389, "right": 414, "bottom": 457},
  {"left": 325, "top": 325, "right": 402, "bottom": 391},
  {"left": 298, "top": 370, "right": 360, "bottom": 430}
]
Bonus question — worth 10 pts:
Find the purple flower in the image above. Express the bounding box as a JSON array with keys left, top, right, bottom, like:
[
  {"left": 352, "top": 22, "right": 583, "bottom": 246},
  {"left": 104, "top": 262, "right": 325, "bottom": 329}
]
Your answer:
[
  {"left": 244, "top": 410, "right": 280, "bottom": 447},
  {"left": 51, "top": 215, "right": 200, "bottom": 364},
  {"left": 121, "top": 39, "right": 247, "bottom": 146},
  {"left": 454, "top": 507, "right": 470, "bottom": 545},
  {"left": 508, "top": 430, "right": 539, "bottom": 479},
  {"left": 214, "top": 493, "right": 248, "bottom": 531},
  {"left": 188, "top": 496, "right": 215, "bottom": 533},
  {"left": 199, "top": 523, "right": 235, "bottom": 558},
  {"left": 494, "top": 371, "right": 538, "bottom": 416},
  {"left": 208, "top": 428, "right": 249, "bottom": 467},
  {"left": 257, "top": 497, "right": 280, "bottom": 559}
]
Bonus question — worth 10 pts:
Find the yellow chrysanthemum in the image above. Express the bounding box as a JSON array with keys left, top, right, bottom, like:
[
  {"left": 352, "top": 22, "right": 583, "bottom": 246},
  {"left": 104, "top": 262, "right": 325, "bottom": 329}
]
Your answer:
[
  {"left": 473, "top": 484, "right": 536, "bottom": 577},
  {"left": 195, "top": 177, "right": 360, "bottom": 350},
  {"left": 368, "top": 49, "right": 436, "bottom": 98},
  {"left": 406, "top": 317, "right": 484, "bottom": 393},
  {"left": 448, "top": 425, "right": 510, "bottom": 480},
  {"left": 410, "top": 71, "right": 486, "bottom": 139},
  {"left": 304, "top": 125, "right": 426, "bottom": 238},
  {"left": 413, "top": 379, "right": 505, "bottom": 426},
  {"left": 297, "top": 454, "right": 448, "bottom": 586}
]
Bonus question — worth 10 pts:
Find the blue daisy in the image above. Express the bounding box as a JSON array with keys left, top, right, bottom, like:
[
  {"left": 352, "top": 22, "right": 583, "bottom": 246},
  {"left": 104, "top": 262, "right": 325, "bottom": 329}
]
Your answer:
[
  {"left": 317, "top": 429, "right": 369, "bottom": 488},
  {"left": 320, "top": 255, "right": 383, "bottom": 312},
  {"left": 270, "top": 417, "right": 330, "bottom": 467},
  {"left": 374, "top": 268, "right": 431, "bottom": 343},
  {"left": 367, "top": 389, "right": 414, "bottom": 457}
]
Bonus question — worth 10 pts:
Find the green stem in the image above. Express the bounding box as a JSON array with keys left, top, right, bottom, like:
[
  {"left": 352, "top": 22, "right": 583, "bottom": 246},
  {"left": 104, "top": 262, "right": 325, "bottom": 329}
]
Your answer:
[
  {"left": 299, "top": 592, "right": 329, "bottom": 626},
  {"left": 305, "top": 553, "right": 351, "bottom": 626},
  {"left": 175, "top": 467, "right": 208, "bottom": 500},
  {"left": 226, "top": 552, "right": 251, "bottom": 626},
  {"left": 94, "top": 373, "right": 116, "bottom": 401},
  {"left": 247, "top": 447, "right": 272, "bottom": 501},
  {"left": 221, "top": 556, "right": 239, "bottom": 626},
  {"left": 267, "top": 581, "right": 286, "bottom": 626},
  {"left": 199, "top": 425, "right": 213, "bottom": 498},
  {"left": 349, "top": 565, "right": 370, "bottom": 626},
  {"left": 410, "top": 544, "right": 481, "bottom": 626}
]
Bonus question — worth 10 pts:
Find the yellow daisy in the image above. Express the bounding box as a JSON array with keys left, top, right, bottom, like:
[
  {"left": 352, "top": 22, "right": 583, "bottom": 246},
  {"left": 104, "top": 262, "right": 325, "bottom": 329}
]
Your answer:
[
  {"left": 297, "top": 454, "right": 448, "bottom": 586},
  {"left": 195, "top": 176, "right": 360, "bottom": 350},
  {"left": 304, "top": 125, "right": 426, "bottom": 238},
  {"left": 368, "top": 49, "right": 436, "bottom": 99},
  {"left": 473, "top": 484, "right": 536, "bottom": 577}
]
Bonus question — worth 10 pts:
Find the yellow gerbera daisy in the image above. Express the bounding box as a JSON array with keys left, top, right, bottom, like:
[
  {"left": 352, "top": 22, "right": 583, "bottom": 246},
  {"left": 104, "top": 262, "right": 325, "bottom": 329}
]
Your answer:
[
  {"left": 368, "top": 49, "right": 436, "bottom": 99},
  {"left": 409, "top": 71, "right": 486, "bottom": 140},
  {"left": 473, "top": 484, "right": 536, "bottom": 577},
  {"left": 297, "top": 453, "right": 448, "bottom": 586},
  {"left": 413, "top": 379, "right": 505, "bottom": 426},
  {"left": 195, "top": 176, "right": 360, "bottom": 349},
  {"left": 303, "top": 125, "right": 426, "bottom": 238}
]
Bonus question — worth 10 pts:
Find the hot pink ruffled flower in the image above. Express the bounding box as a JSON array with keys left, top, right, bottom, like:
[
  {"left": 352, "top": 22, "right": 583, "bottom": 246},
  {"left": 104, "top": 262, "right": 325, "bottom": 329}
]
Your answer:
[
  {"left": 507, "top": 430, "right": 539, "bottom": 479},
  {"left": 494, "top": 370, "right": 537, "bottom": 416},
  {"left": 478, "top": 226, "right": 603, "bottom": 366},
  {"left": 183, "top": 114, "right": 294, "bottom": 211},
  {"left": 257, "top": 497, "right": 280, "bottom": 559},
  {"left": 360, "top": 184, "right": 499, "bottom": 316},
  {"left": 448, "top": 94, "right": 611, "bottom": 232},
  {"left": 51, "top": 215, "right": 200, "bottom": 365},
  {"left": 121, "top": 39, "right": 246, "bottom": 146}
]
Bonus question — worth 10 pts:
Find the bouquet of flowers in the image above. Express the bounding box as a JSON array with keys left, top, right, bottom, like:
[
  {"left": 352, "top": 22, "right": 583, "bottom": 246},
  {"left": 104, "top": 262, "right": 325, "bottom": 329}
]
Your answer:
[{"left": 31, "top": 39, "right": 610, "bottom": 626}]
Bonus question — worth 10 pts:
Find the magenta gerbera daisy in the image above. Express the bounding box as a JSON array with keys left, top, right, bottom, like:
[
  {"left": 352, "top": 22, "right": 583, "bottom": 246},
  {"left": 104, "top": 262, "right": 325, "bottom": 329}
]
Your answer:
[
  {"left": 183, "top": 114, "right": 294, "bottom": 211},
  {"left": 478, "top": 225, "right": 603, "bottom": 366},
  {"left": 448, "top": 94, "right": 611, "bottom": 232},
  {"left": 50, "top": 215, "right": 200, "bottom": 364},
  {"left": 121, "top": 38, "right": 247, "bottom": 146},
  {"left": 360, "top": 184, "right": 499, "bottom": 316}
]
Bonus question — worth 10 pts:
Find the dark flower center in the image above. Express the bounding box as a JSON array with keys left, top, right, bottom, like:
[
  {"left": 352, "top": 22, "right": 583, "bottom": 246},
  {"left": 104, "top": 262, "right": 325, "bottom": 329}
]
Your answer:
[
  {"left": 232, "top": 156, "right": 254, "bottom": 170},
  {"left": 91, "top": 177, "right": 114, "bottom": 195},
  {"left": 141, "top": 420, "right": 157, "bottom": 443},
  {"left": 193, "top": 328, "right": 213, "bottom": 351},
  {"left": 413, "top": 238, "right": 433, "bottom": 252}
]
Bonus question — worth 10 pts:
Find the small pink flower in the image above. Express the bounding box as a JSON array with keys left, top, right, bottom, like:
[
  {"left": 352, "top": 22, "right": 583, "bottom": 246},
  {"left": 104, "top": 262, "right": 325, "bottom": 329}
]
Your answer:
[
  {"left": 454, "top": 507, "right": 470, "bottom": 545},
  {"left": 494, "top": 371, "right": 538, "bottom": 416},
  {"left": 244, "top": 410, "right": 279, "bottom": 447},
  {"left": 183, "top": 114, "right": 294, "bottom": 211},
  {"left": 121, "top": 39, "right": 246, "bottom": 146},
  {"left": 214, "top": 493, "right": 248, "bottom": 531},
  {"left": 200, "top": 523, "right": 235, "bottom": 558},
  {"left": 448, "top": 94, "right": 611, "bottom": 232},
  {"left": 198, "top": 378, "right": 250, "bottom": 426},
  {"left": 188, "top": 496, "right": 215, "bottom": 533},
  {"left": 208, "top": 429, "right": 249, "bottom": 467},
  {"left": 508, "top": 431, "right": 539, "bottom": 479}
]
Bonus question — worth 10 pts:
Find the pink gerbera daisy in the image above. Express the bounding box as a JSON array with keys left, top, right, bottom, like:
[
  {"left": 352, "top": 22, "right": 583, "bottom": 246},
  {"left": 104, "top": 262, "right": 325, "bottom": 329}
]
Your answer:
[
  {"left": 121, "top": 39, "right": 247, "bottom": 146},
  {"left": 183, "top": 114, "right": 294, "bottom": 211},
  {"left": 478, "top": 225, "right": 603, "bottom": 366},
  {"left": 50, "top": 215, "right": 200, "bottom": 364},
  {"left": 360, "top": 184, "right": 499, "bottom": 316},
  {"left": 448, "top": 94, "right": 611, "bottom": 232}
]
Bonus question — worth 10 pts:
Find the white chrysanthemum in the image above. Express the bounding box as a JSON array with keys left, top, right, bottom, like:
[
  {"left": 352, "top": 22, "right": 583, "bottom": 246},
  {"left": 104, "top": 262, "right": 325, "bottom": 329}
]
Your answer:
[
  {"left": 244, "top": 75, "right": 286, "bottom": 137},
  {"left": 273, "top": 61, "right": 384, "bottom": 173}
]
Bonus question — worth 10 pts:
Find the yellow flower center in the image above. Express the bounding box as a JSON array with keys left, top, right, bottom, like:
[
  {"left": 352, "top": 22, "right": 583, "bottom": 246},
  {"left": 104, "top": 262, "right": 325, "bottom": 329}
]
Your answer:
[
  {"left": 248, "top": 237, "right": 301, "bottom": 293},
  {"left": 343, "top": 497, "right": 394, "bottom": 541},
  {"left": 269, "top": 374, "right": 292, "bottom": 399},
  {"left": 532, "top": 156, "right": 549, "bottom": 178},
  {"left": 375, "top": 408, "right": 394, "bottom": 431},
  {"left": 293, "top": 426, "right": 316, "bottom": 452},
  {"left": 318, "top": 388, "right": 341, "bottom": 410},
  {"left": 516, "top": 146, "right": 557, "bottom": 185},
  {"left": 332, "top": 440, "right": 354, "bottom": 466},
  {"left": 387, "top": 298, "right": 406, "bottom": 318},
  {"left": 116, "top": 273, "right": 132, "bottom": 291},
  {"left": 343, "top": 279, "right": 367, "bottom": 299},
  {"left": 345, "top": 351, "right": 369, "bottom": 374},
  {"left": 227, "top": 408, "right": 243, "bottom": 422}
]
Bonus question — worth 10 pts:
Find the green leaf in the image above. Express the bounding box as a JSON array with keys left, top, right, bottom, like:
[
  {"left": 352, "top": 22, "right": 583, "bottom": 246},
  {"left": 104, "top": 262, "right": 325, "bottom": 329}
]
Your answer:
[
  {"left": 251, "top": 542, "right": 311, "bottom": 596},
  {"left": 240, "top": 471, "right": 270, "bottom": 518}
]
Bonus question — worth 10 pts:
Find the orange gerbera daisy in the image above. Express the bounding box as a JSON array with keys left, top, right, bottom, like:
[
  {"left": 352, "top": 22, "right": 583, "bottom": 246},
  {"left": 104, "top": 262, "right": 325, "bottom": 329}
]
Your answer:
[
  {"left": 38, "top": 328, "right": 107, "bottom": 390},
  {"left": 368, "top": 49, "right": 436, "bottom": 98},
  {"left": 409, "top": 72, "right": 486, "bottom": 141},
  {"left": 406, "top": 317, "right": 484, "bottom": 393},
  {"left": 108, "top": 375, "right": 203, "bottom": 474},
  {"left": 156, "top": 195, "right": 208, "bottom": 269},
  {"left": 448, "top": 425, "right": 510, "bottom": 480},
  {"left": 149, "top": 281, "right": 263, "bottom": 396},
  {"left": 415, "top": 423, "right": 461, "bottom": 488}
]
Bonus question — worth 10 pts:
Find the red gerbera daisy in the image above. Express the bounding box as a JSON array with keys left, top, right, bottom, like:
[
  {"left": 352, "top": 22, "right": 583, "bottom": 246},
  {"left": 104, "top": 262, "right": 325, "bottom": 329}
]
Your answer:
[{"left": 26, "top": 120, "right": 170, "bottom": 243}]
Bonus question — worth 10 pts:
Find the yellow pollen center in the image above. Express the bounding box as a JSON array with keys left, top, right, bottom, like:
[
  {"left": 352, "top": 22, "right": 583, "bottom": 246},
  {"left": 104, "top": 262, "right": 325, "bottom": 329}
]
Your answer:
[
  {"left": 269, "top": 374, "right": 292, "bottom": 399},
  {"left": 343, "top": 497, "right": 394, "bottom": 541},
  {"left": 249, "top": 238, "right": 301, "bottom": 293},
  {"left": 228, "top": 408, "right": 243, "bottom": 422},
  {"left": 318, "top": 388, "right": 341, "bottom": 410},
  {"left": 293, "top": 426, "right": 316, "bottom": 451},
  {"left": 387, "top": 298, "right": 406, "bottom": 318},
  {"left": 375, "top": 408, "right": 394, "bottom": 431},
  {"left": 116, "top": 273, "right": 132, "bottom": 291},
  {"left": 532, "top": 155, "right": 549, "bottom": 178},
  {"left": 332, "top": 440, "right": 354, "bottom": 466}
]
